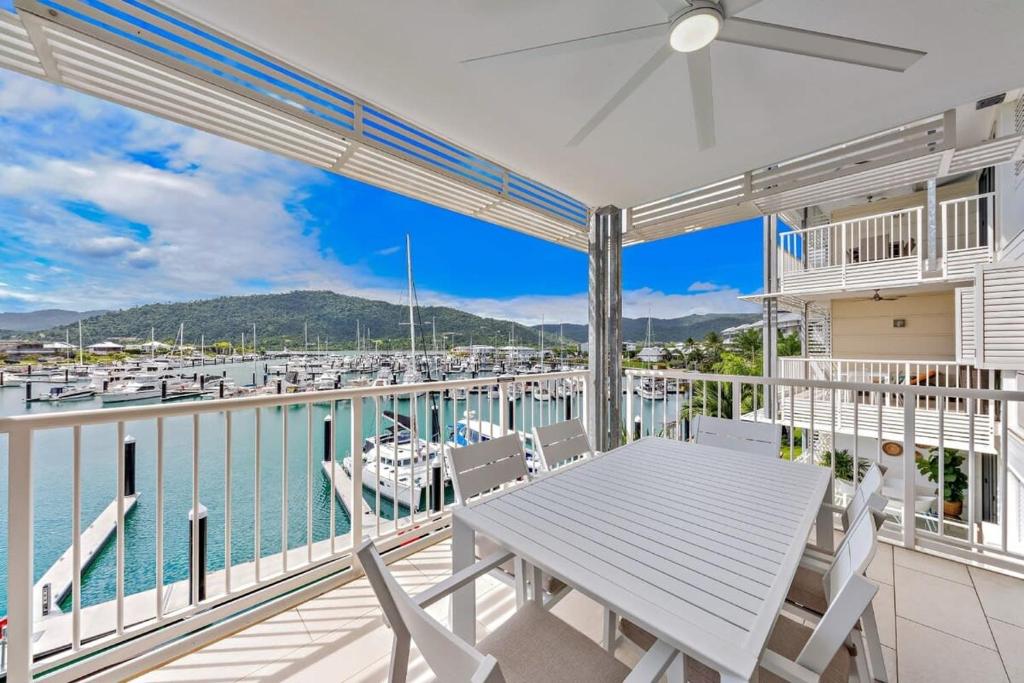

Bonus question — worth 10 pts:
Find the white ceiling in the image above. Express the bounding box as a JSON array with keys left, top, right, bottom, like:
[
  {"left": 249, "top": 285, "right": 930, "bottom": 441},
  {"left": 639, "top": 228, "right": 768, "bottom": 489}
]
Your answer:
[{"left": 163, "top": 0, "right": 1024, "bottom": 209}]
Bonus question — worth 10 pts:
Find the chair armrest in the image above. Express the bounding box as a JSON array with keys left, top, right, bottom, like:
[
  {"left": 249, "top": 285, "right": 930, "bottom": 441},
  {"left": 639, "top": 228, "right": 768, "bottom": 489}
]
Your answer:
[
  {"left": 803, "top": 544, "right": 834, "bottom": 562},
  {"left": 415, "top": 550, "right": 514, "bottom": 608},
  {"left": 759, "top": 649, "right": 818, "bottom": 683},
  {"left": 624, "top": 639, "right": 677, "bottom": 683}
]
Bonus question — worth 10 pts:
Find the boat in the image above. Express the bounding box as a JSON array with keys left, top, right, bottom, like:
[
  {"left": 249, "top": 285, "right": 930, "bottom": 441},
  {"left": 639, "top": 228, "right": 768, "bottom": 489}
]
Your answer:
[
  {"left": 101, "top": 380, "right": 163, "bottom": 404},
  {"left": 448, "top": 413, "right": 541, "bottom": 473},
  {"left": 344, "top": 439, "right": 444, "bottom": 508},
  {"left": 27, "top": 385, "right": 96, "bottom": 403}
]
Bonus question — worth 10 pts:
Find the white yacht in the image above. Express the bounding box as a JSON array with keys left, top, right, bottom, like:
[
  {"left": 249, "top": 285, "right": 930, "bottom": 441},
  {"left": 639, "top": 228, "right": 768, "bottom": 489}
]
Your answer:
[{"left": 102, "top": 379, "right": 163, "bottom": 404}]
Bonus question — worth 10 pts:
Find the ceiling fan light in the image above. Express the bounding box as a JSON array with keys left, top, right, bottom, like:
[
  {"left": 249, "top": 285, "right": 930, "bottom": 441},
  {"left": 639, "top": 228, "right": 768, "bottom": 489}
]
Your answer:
[{"left": 669, "top": 7, "right": 722, "bottom": 53}]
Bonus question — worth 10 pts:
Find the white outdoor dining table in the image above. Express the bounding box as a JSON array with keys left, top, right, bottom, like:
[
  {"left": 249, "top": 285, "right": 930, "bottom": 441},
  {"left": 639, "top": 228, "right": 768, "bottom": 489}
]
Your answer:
[{"left": 450, "top": 436, "right": 832, "bottom": 682}]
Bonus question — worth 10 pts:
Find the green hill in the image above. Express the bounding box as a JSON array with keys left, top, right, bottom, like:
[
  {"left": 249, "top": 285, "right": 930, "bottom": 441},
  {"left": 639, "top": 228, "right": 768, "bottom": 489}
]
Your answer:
[
  {"left": 537, "top": 313, "right": 760, "bottom": 343},
  {"left": 29, "top": 290, "right": 550, "bottom": 350}
]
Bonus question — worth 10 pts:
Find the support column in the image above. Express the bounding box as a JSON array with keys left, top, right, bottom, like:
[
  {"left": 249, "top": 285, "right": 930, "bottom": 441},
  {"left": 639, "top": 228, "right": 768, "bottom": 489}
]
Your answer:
[
  {"left": 762, "top": 215, "right": 778, "bottom": 419},
  {"left": 926, "top": 178, "right": 938, "bottom": 272},
  {"left": 604, "top": 207, "right": 623, "bottom": 450},
  {"left": 588, "top": 210, "right": 607, "bottom": 449}
]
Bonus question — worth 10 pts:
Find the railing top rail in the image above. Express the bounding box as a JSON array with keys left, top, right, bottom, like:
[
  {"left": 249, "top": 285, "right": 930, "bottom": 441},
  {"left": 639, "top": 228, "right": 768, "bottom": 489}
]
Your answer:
[
  {"left": 779, "top": 206, "right": 922, "bottom": 237},
  {"left": 939, "top": 191, "right": 996, "bottom": 206},
  {"left": 779, "top": 357, "right": 972, "bottom": 366},
  {"left": 625, "top": 368, "right": 1024, "bottom": 402},
  {"left": 0, "top": 369, "right": 587, "bottom": 431}
]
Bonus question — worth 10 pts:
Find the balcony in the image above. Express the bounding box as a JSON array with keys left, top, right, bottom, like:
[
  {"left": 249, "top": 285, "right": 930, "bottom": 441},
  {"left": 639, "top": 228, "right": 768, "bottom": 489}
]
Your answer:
[
  {"left": 777, "top": 194, "right": 996, "bottom": 296},
  {"left": 776, "top": 357, "right": 997, "bottom": 453},
  {"left": 133, "top": 532, "right": 1024, "bottom": 683}
]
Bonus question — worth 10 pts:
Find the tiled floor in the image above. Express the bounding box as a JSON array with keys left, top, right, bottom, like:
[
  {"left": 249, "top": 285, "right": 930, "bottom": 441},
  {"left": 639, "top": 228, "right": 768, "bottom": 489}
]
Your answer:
[{"left": 136, "top": 536, "right": 1024, "bottom": 682}]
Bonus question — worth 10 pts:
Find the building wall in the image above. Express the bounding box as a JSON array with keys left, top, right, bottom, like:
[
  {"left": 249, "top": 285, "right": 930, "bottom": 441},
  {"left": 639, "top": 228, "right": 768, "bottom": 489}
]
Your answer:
[{"left": 830, "top": 291, "right": 955, "bottom": 360}]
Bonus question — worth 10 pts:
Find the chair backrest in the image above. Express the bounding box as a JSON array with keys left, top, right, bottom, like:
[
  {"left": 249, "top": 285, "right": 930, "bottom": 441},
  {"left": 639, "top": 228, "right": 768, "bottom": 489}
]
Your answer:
[
  {"left": 839, "top": 462, "right": 889, "bottom": 531},
  {"left": 796, "top": 511, "right": 880, "bottom": 675},
  {"left": 449, "top": 432, "right": 529, "bottom": 504},
  {"left": 356, "top": 538, "right": 505, "bottom": 683},
  {"left": 859, "top": 462, "right": 886, "bottom": 495},
  {"left": 532, "top": 418, "right": 592, "bottom": 471},
  {"left": 691, "top": 414, "right": 782, "bottom": 457}
]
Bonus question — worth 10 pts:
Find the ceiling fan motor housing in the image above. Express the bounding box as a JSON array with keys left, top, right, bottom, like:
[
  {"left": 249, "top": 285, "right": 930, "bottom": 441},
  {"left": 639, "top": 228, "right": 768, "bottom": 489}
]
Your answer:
[{"left": 670, "top": 1, "right": 724, "bottom": 53}]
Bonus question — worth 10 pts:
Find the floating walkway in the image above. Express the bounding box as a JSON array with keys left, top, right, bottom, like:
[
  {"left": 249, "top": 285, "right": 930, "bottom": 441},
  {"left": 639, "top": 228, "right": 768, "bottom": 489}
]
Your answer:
[
  {"left": 33, "top": 494, "right": 139, "bottom": 620},
  {"left": 321, "top": 460, "right": 380, "bottom": 532}
]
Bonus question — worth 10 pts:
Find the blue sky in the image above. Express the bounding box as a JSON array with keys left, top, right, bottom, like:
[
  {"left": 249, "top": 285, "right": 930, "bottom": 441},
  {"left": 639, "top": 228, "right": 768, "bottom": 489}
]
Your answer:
[{"left": 0, "top": 66, "right": 762, "bottom": 324}]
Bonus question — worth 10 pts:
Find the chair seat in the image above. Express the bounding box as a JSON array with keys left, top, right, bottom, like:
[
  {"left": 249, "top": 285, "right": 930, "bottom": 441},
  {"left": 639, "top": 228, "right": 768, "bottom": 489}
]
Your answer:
[
  {"left": 479, "top": 604, "right": 630, "bottom": 683},
  {"left": 786, "top": 564, "right": 829, "bottom": 615},
  {"left": 476, "top": 534, "right": 567, "bottom": 594},
  {"left": 620, "top": 616, "right": 852, "bottom": 683}
]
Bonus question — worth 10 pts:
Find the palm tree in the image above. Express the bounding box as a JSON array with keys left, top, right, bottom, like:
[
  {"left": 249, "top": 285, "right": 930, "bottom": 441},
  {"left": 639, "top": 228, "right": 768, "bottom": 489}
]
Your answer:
[
  {"left": 777, "top": 331, "right": 802, "bottom": 357},
  {"left": 732, "top": 327, "right": 762, "bottom": 361}
]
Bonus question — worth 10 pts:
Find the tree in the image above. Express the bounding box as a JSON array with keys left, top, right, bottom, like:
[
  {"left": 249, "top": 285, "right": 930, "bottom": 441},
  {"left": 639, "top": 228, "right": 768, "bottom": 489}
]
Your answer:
[
  {"left": 732, "top": 327, "right": 762, "bottom": 361},
  {"left": 680, "top": 351, "right": 763, "bottom": 421}
]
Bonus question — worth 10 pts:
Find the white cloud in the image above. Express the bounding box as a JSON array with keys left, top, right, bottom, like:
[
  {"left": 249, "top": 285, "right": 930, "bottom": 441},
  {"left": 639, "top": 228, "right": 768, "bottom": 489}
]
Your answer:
[
  {"left": 374, "top": 245, "right": 401, "bottom": 257},
  {"left": 687, "top": 281, "right": 720, "bottom": 292}
]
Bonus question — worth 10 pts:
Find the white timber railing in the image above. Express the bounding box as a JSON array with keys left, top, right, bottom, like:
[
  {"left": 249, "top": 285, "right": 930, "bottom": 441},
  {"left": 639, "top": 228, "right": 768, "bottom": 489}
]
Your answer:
[
  {"left": 942, "top": 192, "right": 996, "bottom": 279},
  {"left": 624, "top": 368, "right": 1023, "bottom": 579},
  {"left": 0, "top": 370, "right": 588, "bottom": 682},
  {"left": 778, "top": 207, "right": 924, "bottom": 294}
]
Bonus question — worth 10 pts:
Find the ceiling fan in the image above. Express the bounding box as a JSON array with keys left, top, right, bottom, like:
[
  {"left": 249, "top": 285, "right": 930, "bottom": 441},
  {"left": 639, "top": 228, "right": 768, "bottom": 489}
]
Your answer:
[
  {"left": 463, "top": 0, "right": 926, "bottom": 150},
  {"left": 860, "top": 289, "right": 904, "bottom": 302}
]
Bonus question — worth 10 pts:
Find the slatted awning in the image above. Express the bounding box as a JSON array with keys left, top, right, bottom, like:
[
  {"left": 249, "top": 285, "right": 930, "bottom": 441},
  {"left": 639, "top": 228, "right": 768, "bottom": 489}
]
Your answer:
[
  {"left": 625, "top": 109, "right": 1023, "bottom": 245},
  {"left": 1, "top": 1, "right": 591, "bottom": 250}
]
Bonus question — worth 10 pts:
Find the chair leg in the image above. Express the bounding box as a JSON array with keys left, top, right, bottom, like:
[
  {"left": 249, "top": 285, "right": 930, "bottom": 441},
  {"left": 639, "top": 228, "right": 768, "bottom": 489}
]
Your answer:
[
  {"left": 514, "top": 557, "right": 527, "bottom": 609},
  {"left": 860, "top": 603, "right": 890, "bottom": 682},
  {"left": 852, "top": 631, "right": 872, "bottom": 683},
  {"left": 603, "top": 609, "right": 617, "bottom": 653},
  {"left": 388, "top": 633, "right": 410, "bottom": 683},
  {"left": 667, "top": 653, "right": 686, "bottom": 682}
]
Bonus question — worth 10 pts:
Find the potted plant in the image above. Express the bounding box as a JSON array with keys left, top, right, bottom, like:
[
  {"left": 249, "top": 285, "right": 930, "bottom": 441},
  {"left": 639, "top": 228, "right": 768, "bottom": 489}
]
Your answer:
[
  {"left": 818, "top": 449, "right": 871, "bottom": 495},
  {"left": 915, "top": 447, "right": 968, "bottom": 517}
]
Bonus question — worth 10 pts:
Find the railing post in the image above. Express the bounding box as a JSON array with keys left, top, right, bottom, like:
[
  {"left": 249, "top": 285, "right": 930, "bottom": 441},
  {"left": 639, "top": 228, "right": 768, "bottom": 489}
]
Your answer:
[
  {"left": 625, "top": 373, "right": 635, "bottom": 442},
  {"left": 841, "top": 220, "right": 847, "bottom": 286},
  {"left": 732, "top": 380, "right": 742, "bottom": 420},
  {"left": 498, "top": 378, "right": 510, "bottom": 435},
  {"left": 7, "top": 426, "right": 33, "bottom": 682},
  {"left": 350, "top": 395, "right": 363, "bottom": 545},
  {"left": 902, "top": 390, "right": 916, "bottom": 548}
]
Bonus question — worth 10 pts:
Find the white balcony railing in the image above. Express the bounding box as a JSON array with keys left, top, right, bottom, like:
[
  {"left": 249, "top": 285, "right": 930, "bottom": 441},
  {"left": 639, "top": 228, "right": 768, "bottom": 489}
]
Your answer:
[
  {"left": 778, "top": 207, "right": 923, "bottom": 294},
  {"left": 776, "top": 357, "right": 997, "bottom": 452},
  {"left": 778, "top": 193, "right": 997, "bottom": 294},
  {"left": 624, "top": 367, "right": 1022, "bottom": 576},
  {"left": 0, "top": 370, "right": 588, "bottom": 681},
  {"left": 942, "top": 192, "right": 996, "bottom": 279}
]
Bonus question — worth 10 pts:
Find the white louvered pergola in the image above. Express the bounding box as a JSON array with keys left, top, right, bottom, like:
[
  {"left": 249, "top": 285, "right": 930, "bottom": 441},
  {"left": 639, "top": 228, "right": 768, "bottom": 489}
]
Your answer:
[{"left": 2, "top": 0, "right": 1023, "bottom": 445}]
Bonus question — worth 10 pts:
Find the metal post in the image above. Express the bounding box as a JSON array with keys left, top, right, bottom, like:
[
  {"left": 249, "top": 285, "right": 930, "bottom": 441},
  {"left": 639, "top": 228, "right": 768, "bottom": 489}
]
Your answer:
[
  {"left": 430, "top": 461, "right": 442, "bottom": 512},
  {"left": 323, "top": 414, "right": 332, "bottom": 462},
  {"left": 7, "top": 427, "right": 32, "bottom": 682},
  {"left": 605, "top": 206, "right": 624, "bottom": 449},
  {"left": 926, "top": 178, "right": 937, "bottom": 272},
  {"left": 902, "top": 395, "right": 917, "bottom": 548},
  {"left": 124, "top": 435, "right": 136, "bottom": 496},
  {"left": 762, "top": 214, "right": 778, "bottom": 419},
  {"left": 587, "top": 210, "right": 607, "bottom": 449},
  {"left": 188, "top": 504, "right": 208, "bottom": 603}
]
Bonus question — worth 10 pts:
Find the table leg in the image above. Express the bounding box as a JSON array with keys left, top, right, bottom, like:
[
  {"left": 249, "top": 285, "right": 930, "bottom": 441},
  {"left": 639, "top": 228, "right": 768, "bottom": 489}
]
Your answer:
[
  {"left": 667, "top": 654, "right": 685, "bottom": 682},
  {"left": 603, "top": 608, "right": 617, "bottom": 653},
  {"left": 815, "top": 477, "right": 835, "bottom": 553},
  {"left": 531, "top": 565, "right": 544, "bottom": 606},
  {"left": 451, "top": 515, "right": 476, "bottom": 644}
]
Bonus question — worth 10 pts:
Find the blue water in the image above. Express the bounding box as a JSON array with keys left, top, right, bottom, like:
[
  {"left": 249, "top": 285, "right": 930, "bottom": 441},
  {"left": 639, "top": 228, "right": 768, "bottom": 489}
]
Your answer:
[{"left": 0, "top": 362, "right": 677, "bottom": 640}]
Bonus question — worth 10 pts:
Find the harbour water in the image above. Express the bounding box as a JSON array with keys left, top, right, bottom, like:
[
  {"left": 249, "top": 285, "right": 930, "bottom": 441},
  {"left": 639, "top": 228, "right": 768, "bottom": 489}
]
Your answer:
[{"left": 0, "top": 359, "right": 679, "bottom": 620}]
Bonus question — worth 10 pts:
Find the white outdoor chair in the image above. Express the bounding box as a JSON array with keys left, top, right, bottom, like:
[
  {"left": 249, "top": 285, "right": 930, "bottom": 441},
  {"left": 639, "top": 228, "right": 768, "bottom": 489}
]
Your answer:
[
  {"left": 357, "top": 537, "right": 676, "bottom": 683},
  {"left": 809, "top": 462, "right": 889, "bottom": 558},
  {"left": 786, "top": 506, "right": 890, "bottom": 682},
  {"left": 448, "top": 433, "right": 566, "bottom": 604},
  {"left": 532, "top": 418, "right": 593, "bottom": 471},
  {"left": 691, "top": 414, "right": 782, "bottom": 457},
  {"left": 619, "top": 515, "right": 880, "bottom": 683}
]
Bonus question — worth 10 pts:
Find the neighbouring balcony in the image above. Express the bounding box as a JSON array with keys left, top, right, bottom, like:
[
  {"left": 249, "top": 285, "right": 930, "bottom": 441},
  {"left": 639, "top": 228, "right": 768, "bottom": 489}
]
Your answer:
[
  {"left": 777, "top": 193, "right": 996, "bottom": 295},
  {"left": 776, "top": 357, "right": 997, "bottom": 453}
]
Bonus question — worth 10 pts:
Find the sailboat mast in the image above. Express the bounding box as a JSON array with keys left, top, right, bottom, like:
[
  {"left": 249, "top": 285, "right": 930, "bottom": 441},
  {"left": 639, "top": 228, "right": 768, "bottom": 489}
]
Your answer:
[
  {"left": 406, "top": 234, "right": 416, "bottom": 358},
  {"left": 78, "top": 319, "right": 83, "bottom": 365}
]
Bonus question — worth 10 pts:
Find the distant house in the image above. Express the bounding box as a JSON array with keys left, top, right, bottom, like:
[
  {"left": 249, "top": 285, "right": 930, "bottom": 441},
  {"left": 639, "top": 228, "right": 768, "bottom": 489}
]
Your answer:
[
  {"left": 0, "top": 339, "right": 46, "bottom": 359},
  {"left": 88, "top": 341, "right": 125, "bottom": 355},
  {"left": 637, "top": 346, "right": 666, "bottom": 363},
  {"left": 721, "top": 313, "right": 802, "bottom": 342},
  {"left": 43, "top": 341, "right": 75, "bottom": 352}
]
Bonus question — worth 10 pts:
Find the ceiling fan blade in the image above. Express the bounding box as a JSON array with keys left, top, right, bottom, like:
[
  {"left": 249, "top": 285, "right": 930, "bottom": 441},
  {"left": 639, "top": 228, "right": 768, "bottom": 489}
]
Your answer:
[
  {"left": 717, "top": 18, "right": 925, "bottom": 72},
  {"left": 719, "top": 0, "right": 764, "bottom": 17},
  {"left": 462, "top": 22, "right": 668, "bottom": 64},
  {"left": 654, "top": 0, "right": 688, "bottom": 17},
  {"left": 686, "top": 49, "right": 716, "bottom": 150},
  {"left": 568, "top": 45, "right": 674, "bottom": 146}
]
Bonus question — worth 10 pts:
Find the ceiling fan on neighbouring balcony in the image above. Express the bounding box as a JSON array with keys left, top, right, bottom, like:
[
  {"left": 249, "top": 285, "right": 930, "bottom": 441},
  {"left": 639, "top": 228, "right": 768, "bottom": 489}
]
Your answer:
[
  {"left": 859, "top": 289, "right": 904, "bottom": 303},
  {"left": 463, "top": 0, "right": 926, "bottom": 150}
]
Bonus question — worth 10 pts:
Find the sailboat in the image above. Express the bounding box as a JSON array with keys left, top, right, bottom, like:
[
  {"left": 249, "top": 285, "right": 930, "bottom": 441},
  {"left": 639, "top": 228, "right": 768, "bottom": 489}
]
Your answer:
[{"left": 401, "top": 234, "right": 423, "bottom": 386}]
